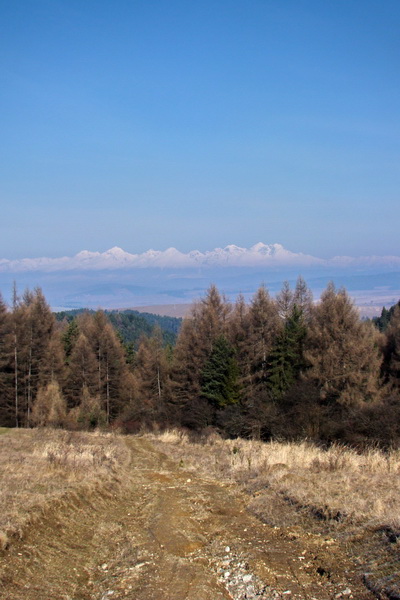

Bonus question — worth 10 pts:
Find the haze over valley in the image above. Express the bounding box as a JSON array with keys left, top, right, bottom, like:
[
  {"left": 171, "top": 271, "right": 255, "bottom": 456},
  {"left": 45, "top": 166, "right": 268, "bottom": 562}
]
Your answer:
[{"left": 1, "top": 242, "right": 399, "bottom": 314}]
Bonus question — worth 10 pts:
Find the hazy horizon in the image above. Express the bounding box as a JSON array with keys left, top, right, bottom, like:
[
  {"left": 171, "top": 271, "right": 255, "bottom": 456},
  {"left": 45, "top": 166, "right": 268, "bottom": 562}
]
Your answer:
[{"left": 1, "top": 240, "right": 399, "bottom": 315}]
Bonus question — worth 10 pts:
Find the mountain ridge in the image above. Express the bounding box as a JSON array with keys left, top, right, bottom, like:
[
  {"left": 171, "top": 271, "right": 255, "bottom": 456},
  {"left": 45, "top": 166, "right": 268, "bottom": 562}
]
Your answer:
[{"left": 2, "top": 243, "right": 400, "bottom": 272}]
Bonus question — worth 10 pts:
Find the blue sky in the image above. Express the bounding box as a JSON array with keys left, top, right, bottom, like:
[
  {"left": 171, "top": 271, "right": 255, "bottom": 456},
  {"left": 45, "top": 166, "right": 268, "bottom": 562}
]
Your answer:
[{"left": 1, "top": 0, "right": 399, "bottom": 259}]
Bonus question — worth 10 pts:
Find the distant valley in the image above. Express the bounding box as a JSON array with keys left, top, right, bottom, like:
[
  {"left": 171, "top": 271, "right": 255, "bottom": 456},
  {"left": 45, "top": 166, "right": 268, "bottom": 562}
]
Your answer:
[{"left": 1, "top": 243, "right": 400, "bottom": 314}]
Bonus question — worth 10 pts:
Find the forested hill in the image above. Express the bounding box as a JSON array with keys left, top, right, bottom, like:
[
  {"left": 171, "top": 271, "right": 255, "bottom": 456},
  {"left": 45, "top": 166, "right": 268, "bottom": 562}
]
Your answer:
[{"left": 54, "top": 308, "right": 182, "bottom": 348}]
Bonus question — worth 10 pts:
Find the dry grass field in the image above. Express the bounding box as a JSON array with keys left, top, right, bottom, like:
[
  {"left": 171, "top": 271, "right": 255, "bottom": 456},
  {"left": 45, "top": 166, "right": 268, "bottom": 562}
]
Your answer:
[
  {"left": 151, "top": 429, "right": 400, "bottom": 534},
  {"left": 149, "top": 430, "right": 400, "bottom": 596},
  {"left": 0, "top": 427, "right": 398, "bottom": 598},
  {"left": 0, "top": 430, "right": 382, "bottom": 600},
  {"left": 144, "top": 431, "right": 400, "bottom": 597},
  {"left": 0, "top": 428, "right": 129, "bottom": 550}
]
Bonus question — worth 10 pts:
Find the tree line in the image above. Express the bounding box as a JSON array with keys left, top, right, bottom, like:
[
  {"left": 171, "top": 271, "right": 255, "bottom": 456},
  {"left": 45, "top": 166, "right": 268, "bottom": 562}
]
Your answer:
[
  {"left": 55, "top": 308, "right": 181, "bottom": 349},
  {"left": 1, "top": 280, "right": 400, "bottom": 446}
]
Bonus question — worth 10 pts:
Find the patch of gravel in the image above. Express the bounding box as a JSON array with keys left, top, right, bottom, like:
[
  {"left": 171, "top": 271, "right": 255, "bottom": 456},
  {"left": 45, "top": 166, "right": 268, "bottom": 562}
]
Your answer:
[{"left": 209, "top": 542, "right": 297, "bottom": 600}]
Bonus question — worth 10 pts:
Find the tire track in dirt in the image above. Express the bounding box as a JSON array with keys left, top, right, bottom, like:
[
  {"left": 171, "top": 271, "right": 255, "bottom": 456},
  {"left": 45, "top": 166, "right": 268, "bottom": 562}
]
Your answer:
[{"left": 0, "top": 437, "right": 375, "bottom": 600}]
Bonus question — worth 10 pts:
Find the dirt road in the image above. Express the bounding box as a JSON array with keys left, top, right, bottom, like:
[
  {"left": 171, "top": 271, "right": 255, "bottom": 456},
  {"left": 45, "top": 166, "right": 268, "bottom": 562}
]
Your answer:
[{"left": 0, "top": 437, "right": 374, "bottom": 600}]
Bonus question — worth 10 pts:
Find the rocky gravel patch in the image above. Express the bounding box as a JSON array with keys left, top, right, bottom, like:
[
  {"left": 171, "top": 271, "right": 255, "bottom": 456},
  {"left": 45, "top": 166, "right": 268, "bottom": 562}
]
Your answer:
[{"left": 213, "top": 544, "right": 283, "bottom": 599}]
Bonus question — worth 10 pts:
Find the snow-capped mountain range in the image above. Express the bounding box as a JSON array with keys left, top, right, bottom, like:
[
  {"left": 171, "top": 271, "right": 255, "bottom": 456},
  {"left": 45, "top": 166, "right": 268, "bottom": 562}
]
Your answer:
[{"left": 1, "top": 242, "right": 400, "bottom": 272}]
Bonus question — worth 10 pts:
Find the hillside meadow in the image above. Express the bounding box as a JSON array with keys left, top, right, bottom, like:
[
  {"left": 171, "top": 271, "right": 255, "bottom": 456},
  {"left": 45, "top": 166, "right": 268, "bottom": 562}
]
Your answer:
[
  {"left": 0, "top": 428, "right": 129, "bottom": 550},
  {"left": 150, "top": 429, "right": 400, "bottom": 534},
  {"left": 0, "top": 427, "right": 399, "bottom": 598}
]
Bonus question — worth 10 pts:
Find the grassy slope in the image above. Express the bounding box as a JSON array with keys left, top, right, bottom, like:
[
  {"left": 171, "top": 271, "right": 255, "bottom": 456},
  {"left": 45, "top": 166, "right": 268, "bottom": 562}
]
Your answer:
[
  {"left": 150, "top": 430, "right": 400, "bottom": 597},
  {"left": 0, "top": 428, "right": 129, "bottom": 550},
  {"left": 151, "top": 430, "right": 400, "bottom": 531}
]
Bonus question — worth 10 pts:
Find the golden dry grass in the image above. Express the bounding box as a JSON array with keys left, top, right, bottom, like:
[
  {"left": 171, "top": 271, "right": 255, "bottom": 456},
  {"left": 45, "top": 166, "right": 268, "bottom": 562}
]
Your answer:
[
  {"left": 151, "top": 429, "right": 400, "bottom": 532},
  {"left": 0, "top": 428, "right": 129, "bottom": 548}
]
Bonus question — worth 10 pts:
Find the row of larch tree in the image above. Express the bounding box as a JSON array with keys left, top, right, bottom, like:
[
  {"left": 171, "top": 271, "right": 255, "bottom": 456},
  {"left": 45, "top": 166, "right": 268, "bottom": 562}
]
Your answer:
[
  {"left": 0, "top": 288, "right": 136, "bottom": 429},
  {"left": 1, "top": 279, "right": 400, "bottom": 446}
]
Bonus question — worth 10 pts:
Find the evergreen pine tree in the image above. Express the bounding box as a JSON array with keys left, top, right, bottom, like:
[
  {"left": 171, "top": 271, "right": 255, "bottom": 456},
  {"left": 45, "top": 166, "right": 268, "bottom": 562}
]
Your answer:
[
  {"left": 201, "top": 335, "right": 240, "bottom": 409},
  {"left": 247, "top": 285, "right": 281, "bottom": 398},
  {"left": 171, "top": 285, "right": 230, "bottom": 426},
  {"left": 62, "top": 319, "right": 80, "bottom": 361},
  {"left": 267, "top": 305, "right": 307, "bottom": 400},
  {"left": 227, "top": 294, "right": 251, "bottom": 390}
]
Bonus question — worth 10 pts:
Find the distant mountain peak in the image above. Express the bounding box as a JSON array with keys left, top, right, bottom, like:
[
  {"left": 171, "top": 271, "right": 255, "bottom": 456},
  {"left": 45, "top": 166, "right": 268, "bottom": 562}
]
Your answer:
[
  {"left": 251, "top": 241, "right": 269, "bottom": 251},
  {"left": 223, "top": 244, "right": 245, "bottom": 252},
  {"left": 105, "top": 246, "right": 127, "bottom": 256},
  {"left": 75, "top": 249, "right": 100, "bottom": 258}
]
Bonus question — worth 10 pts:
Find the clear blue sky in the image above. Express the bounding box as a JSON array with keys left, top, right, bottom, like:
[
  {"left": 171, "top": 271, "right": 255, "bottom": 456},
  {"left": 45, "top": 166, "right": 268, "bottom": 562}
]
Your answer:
[{"left": 1, "top": 0, "right": 399, "bottom": 259}]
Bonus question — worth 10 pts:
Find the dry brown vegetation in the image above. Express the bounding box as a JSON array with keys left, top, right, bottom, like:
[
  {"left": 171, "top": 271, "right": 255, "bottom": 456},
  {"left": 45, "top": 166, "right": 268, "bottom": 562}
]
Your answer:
[
  {"left": 150, "top": 429, "right": 400, "bottom": 534},
  {"left": 0, "top": 427, "right": 398, "bottom": 598},
  {"left": 0, "top": 428, "right": 129, "bottom": 549},
  {"left": 149, "top": 430, "right": 400, "bottom": 597}
]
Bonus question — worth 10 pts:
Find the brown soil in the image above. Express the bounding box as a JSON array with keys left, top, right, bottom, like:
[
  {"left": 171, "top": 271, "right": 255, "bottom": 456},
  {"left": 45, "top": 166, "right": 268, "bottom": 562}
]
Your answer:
[{"left": 0, "top": 437, "right": 378, "bottom": 599}]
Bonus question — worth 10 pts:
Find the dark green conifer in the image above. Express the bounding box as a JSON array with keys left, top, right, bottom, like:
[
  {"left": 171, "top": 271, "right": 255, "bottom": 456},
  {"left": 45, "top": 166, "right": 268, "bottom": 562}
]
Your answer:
[
  {"left": 267, "top": 305, "right": 307, "bottom": 400},
  {"left": 201, "top": 335, "right": 240, "bottom": 408},
  {"left": 62, "top": 319, "right": 79, "bottom": 361}
]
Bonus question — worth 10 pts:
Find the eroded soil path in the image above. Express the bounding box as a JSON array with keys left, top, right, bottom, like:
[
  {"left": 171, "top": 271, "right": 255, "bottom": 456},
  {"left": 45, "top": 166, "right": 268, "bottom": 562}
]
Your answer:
[{"left": 0, "top": 437, "right": 375, "bottom": 600}]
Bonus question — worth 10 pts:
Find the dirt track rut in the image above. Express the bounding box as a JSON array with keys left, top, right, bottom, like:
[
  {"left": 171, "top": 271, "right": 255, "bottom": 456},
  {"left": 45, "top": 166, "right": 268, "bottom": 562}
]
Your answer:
[{"left": 0, "top": 437, "right": 374, "bottom": 599}]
